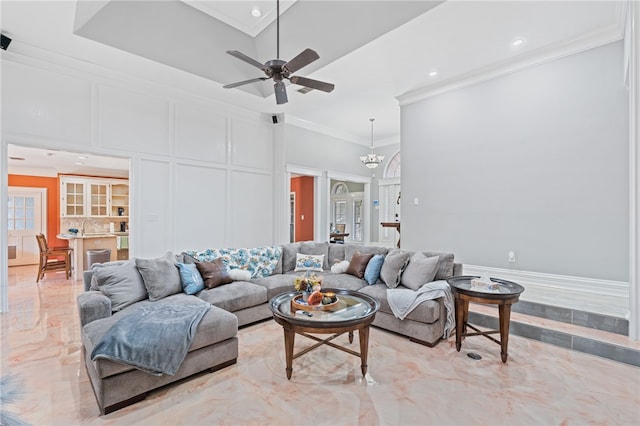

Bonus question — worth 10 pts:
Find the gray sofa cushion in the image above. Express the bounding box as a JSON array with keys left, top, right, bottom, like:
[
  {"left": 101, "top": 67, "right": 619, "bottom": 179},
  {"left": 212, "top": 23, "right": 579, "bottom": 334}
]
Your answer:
[
  {"left": 197, "top": 281, "right": 267, "bottom": 312},
  {"left": 82, "top": 294, "right": 237, "bottom": 379},
  {"left": 422, "top": 251, "right": 455, "bottom": 280},
  {"left": 380, "top": 250, "right": 410, "bottom": 289},
  {"left": 251, "top": 274, "right": 296, "bottom": 299},
  {"left": 328, "top": 244, "right": 346, "bottom": 264},
  {"left": 358, "top": 283, "right": 441, "bottom": 323},
  {"left": 344, "top": 244, "right": 388, "bottom": 262},
  {"left": 317, "top": 272, "right": 367, "bottom": 292},
  {"left": 299, "top": 241, "right": 330, "bottom": 269},
  {"left": 92, "top": 259, "right": 147, "bottom": 311},
  {"left": 281, "top": 242, "right": 301, "bottom": 273}
]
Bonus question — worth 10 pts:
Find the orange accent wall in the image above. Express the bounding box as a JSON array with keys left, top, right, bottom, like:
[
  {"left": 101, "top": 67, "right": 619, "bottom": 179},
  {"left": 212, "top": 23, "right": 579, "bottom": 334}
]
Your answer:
[
  {"left": 290, "top": 176, "right": 314, "bottom": 242},
  {"left": 8, "top": 174, "right": 66, "bottom": 247}
]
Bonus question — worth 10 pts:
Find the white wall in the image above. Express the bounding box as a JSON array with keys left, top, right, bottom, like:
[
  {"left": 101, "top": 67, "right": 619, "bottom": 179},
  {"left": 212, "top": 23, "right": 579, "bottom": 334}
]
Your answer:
[
  {"left": 401, "top": 41, "right": 629, "bottom": 282},
  {"left": 1, "top": 50, "right": 277, "bottom": 311}
]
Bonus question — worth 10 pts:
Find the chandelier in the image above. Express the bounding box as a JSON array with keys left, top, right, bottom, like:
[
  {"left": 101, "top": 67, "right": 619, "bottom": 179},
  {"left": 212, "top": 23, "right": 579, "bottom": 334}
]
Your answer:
[{"left": 360, "top": 118, "right": 385, "bottom": 169}]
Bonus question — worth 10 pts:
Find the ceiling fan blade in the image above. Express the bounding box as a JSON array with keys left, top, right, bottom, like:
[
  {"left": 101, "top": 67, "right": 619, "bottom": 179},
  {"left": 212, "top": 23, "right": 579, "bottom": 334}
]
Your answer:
[
  {"left": 226, "top": 50, "right": 268, "bottom": 71},
  {"left": 274, "top": 81, "right": 288, "bottom": 105},
  {"left": 289, "top": 76, "right": 335, "bottom": 93},
  {"left": 282, "top": 48, "right": 319, "bottom": 74},
  {"left": 223, "top": 77, "right": 269, "bottom": 89}
]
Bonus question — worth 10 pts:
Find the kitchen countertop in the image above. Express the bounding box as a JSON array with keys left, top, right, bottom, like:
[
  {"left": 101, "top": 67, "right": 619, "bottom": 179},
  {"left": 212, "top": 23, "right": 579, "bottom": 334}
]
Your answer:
[{"left": 57, "top": 233, "right": 127, "bottom": 239}]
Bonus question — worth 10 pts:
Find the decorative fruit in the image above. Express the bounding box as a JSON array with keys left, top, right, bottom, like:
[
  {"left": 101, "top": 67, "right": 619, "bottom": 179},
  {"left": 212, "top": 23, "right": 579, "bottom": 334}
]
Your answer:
[{"left": 307, "top": 290, "right": 323, "bottom": 306}]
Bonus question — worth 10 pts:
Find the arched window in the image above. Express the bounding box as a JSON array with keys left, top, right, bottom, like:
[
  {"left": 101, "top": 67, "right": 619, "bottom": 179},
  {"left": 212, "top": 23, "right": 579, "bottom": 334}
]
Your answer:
[
  {"left": 332, "top": 182, "right": 349, "bottom": 195},
  {"left": 384, "top": 151, "right": 401, "bottom": 178}
]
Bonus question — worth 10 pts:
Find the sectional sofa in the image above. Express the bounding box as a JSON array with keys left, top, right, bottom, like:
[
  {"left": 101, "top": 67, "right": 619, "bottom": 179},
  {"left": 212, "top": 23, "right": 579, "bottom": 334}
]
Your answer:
[{"left": 78, "top": 241, "right": 461, "bottom": 414}]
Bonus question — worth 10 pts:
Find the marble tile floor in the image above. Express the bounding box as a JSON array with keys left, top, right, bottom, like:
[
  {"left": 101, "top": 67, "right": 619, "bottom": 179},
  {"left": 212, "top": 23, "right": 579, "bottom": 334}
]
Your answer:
[{"left": 2, "top": 265, "right": 640, "bottom": 425}]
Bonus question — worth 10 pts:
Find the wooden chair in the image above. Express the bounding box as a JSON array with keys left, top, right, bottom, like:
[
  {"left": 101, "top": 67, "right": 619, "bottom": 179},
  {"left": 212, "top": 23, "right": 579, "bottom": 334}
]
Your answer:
[
  {"left": 330, "top": 224, "right": 348, "bottom": 244},
  {"left": 35, "top": 233, "right": 73, "bottom": 282}
]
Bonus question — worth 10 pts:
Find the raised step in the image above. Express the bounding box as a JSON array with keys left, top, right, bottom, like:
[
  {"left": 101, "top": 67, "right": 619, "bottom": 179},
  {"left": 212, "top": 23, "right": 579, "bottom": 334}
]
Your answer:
[{"left": 467, "top": 301, "right": 640, "bottom": 367}]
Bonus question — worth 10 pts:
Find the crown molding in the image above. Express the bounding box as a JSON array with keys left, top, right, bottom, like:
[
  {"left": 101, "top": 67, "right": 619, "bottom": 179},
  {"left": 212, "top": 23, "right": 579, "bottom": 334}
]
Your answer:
[{"left": 397, "top": 20, "right": 626, "bottom": 107}]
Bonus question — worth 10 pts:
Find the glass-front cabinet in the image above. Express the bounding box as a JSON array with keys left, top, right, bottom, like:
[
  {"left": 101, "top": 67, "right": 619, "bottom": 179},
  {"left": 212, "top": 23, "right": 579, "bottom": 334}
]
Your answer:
[
  {"left": 62, "top": 178, "right": 85, "bottom": 217},
  {"left": 60, "top": 177, "right": 129, "bottom": 218}
]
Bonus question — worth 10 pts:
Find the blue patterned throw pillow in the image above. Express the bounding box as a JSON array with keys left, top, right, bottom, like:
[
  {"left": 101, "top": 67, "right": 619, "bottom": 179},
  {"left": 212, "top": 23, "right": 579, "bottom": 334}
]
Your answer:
[
  {"left": 364, "top": 254, "right": 385, "bottom": 285},
  {"left": 183, "top": 246, "right": 282, "bottom": 278},
  {"left": 294, "top": 253, "right": 324, "bottom": 272},
  {"left": 177, "top": 263, "right": 205, "bottom": 295}
]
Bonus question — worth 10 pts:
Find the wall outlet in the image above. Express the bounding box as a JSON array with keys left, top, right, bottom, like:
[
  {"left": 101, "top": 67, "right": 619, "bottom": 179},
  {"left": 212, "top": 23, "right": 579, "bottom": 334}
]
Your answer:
[{"left": 508, "top": 251, "right": 516, "bottom": 263}]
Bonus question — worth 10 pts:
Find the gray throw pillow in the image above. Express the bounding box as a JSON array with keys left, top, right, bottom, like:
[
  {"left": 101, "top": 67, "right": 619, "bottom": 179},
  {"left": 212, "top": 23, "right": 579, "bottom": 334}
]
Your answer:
[
  {"left": 136, "top": 254, "right": 182, "bottom": 301},
  {"left": 401, "top": 252, "right": 440, "bottom": 290},
  {"left": 92, "top": 259, "right": 147, "bottom": 311},
  {"left": 423, "top": 251, "right": 455, "bottom": 280},
  {"left": 380, "top": 250, "right": 411, "bottom": 289},
  {"left": 89, "top": 260, "right": 128, "bottom": 291}
]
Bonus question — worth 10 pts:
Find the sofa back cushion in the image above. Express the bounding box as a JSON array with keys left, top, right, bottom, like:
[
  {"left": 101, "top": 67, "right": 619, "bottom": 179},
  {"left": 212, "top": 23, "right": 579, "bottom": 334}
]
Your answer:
[
  {"left": 420, "top": 251, "right": 455, "bottom": 280},
  {"left": 184, "top": 246, "right": 282, "bottom": 278},
  {"left": 328, "top": 244, "right": 346, "bottom": 265},
  {"left": 344, "top": 244, "right": 388, "bottom": 262},
  {"left": 280, "top": 242, "right": 301, "bottom": 273},
  {"left": 299, "top": 241, "right": 330, "bottom": 269}
]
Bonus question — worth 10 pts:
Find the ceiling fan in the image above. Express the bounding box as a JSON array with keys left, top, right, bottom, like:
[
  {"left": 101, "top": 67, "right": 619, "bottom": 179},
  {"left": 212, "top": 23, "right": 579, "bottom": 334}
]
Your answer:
[{"left": 223, "top": 0, "right": 335, "bottom": 104}]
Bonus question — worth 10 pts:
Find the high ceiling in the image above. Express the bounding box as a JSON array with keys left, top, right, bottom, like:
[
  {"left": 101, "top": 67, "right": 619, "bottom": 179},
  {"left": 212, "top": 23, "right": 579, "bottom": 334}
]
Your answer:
[{"left": 1, "top": 1, "right": 627, "bottom": 148}]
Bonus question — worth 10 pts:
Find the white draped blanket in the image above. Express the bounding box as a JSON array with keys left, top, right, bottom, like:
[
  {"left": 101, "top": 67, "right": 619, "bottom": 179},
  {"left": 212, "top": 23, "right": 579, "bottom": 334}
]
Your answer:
[{"left": 387, "top": 280, "right": 455, "bottom": 339}]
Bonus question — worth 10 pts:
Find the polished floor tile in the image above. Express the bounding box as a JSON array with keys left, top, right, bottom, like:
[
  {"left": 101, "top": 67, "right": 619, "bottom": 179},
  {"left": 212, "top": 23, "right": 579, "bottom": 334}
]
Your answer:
[{"left": 2, "top": 265, "right": 639, "bottom": 425}]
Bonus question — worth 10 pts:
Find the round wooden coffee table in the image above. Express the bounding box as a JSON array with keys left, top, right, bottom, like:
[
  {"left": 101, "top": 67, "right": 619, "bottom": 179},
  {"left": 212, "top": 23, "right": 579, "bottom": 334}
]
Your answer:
[
  {"left": 447, "top": 276, "right": 524, "bottom": 363},
  {"left": 269, "top": 289, "right": 379, "bottom": 379}
]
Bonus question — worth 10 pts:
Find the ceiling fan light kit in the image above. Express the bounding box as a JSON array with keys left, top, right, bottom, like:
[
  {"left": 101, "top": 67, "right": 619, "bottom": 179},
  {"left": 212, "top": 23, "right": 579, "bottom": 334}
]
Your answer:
[
  {"left": 360, "top": 118, "right": 384, "bottom": 169},
  {"left": 223, "top": 0, "right": 334, "bottom": 104}
]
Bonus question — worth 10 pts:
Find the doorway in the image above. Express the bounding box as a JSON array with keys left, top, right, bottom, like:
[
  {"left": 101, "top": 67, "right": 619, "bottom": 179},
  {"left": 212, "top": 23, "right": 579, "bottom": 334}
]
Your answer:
[
  {"left": 7, "top": 187, "right": 46, "bottom": 266},
  {"left": 330, "top": 180, "right": 365, "bottom": 244}
]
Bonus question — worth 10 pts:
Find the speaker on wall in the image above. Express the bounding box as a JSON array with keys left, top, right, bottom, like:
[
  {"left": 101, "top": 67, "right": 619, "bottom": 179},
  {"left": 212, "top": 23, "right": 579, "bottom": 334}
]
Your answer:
[
  {"left": 271, "top": 115, "right": 278, "bottom": 124},
  {"left": 1, "top": 34, "right": 12, "bottom": 50}
]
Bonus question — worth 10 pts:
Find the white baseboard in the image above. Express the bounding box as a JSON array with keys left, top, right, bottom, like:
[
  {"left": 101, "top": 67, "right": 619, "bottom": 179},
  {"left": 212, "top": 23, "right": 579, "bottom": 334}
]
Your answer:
[{"left": 463, "top": 264, "right": 629, "bottom": 299}]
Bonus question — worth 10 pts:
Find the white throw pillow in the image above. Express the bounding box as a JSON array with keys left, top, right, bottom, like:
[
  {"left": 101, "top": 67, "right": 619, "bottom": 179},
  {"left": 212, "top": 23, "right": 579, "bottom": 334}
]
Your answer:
[
  {"left": 228, "top": 268, "right": 252, "bottom": 281},
  {"left": 330, "top": 260, "right": 350, "bottom": 274},
  {"left": 294, "top": 253, "right": 325, "bottom": 272}
]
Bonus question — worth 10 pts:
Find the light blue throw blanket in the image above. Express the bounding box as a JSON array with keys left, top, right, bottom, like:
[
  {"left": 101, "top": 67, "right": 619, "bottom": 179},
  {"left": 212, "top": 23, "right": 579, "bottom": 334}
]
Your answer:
[
  {"left": 91, "top": 302, "right": 211, "bottom": 376},
  {"left": 387, "top": 280, "right": 455, "bottom": 339}
]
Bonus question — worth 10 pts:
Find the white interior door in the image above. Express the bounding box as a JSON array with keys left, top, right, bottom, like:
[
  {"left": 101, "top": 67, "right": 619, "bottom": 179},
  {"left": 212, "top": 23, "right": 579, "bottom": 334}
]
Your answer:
[{"left": 8, "top": 187, "right": 46, "bottom": 266}]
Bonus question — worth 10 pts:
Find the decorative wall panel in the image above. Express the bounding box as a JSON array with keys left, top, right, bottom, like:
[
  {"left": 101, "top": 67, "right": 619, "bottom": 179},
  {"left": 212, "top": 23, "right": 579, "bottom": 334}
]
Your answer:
[
  {"left": 174, "top": 103, "right": 227, "bottom": 163},
  {"left": 1, "top": 61, "right": 92, "bottom": 145},
  {"left": 231, "top": 118, "right": 273, "bottom": 170},
  {"left": 174, "top": 163, "right": 227, "bottom": 250},
  {"left": 99, "top": 85, "right": 171, "bottom": 155}
]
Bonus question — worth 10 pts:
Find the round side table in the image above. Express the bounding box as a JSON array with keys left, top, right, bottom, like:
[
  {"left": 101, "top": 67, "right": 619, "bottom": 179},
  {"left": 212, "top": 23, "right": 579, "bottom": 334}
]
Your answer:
[{"left": 447, "top": 276, "right": 524, "bottom": 363}]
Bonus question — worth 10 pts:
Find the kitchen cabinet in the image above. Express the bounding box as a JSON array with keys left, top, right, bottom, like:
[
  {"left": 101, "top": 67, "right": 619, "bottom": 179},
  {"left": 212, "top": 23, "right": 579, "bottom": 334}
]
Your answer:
[{"left": 60, "top": 176, "right": 129, "bottom": 218}]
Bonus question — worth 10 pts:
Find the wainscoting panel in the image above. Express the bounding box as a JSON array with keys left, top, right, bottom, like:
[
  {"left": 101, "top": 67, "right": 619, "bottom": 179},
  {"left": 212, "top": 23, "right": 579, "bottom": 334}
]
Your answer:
[
  {"left": 174, "top": 102, "right": 227, "bottom": 164},
  {"left": 174, "top": 163, "right": 227, "bottom": 251},
  {"left": 1, "top": 61, "right": 92, "bottom": 145},
  {"left": 230, "top": 117, "right": 273, "bottom": 171},
  {"left": 137, "top": 159, "right": 171, "bottom": 257},
  {"left": 229, "top": 170, "right": 274, "bottom": 247},
  {"left": 98, "top": 84, "right": 171, "bottom": 155}
]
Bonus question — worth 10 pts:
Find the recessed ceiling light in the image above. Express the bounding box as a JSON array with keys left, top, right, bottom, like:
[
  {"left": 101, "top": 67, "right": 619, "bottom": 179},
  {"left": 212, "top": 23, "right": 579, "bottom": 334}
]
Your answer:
[
  {"left": 512, "top": 38, "right": 524, "bottom": 47},
  {"left": 429, "top": 70, "right": 438, "bottom": 77},
  {"left": 74, "top": 162, "right": 84, "bottom": 165},
  {"left": 78, "top": 155, "right": 88, "bottom": 160},
  {"left": 251, "top": 7, "right": 262, "bottom": 17}
]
